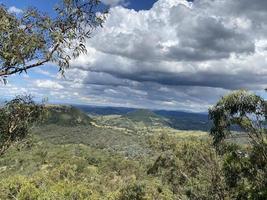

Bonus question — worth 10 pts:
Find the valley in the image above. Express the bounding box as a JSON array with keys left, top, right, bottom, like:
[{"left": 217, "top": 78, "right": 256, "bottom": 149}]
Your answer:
[
  {"left": 0, "top": 105, "right": 254, "bottom": 199},
  {"left": 0, "top": 105, "right": 212, "bottom": 199}
]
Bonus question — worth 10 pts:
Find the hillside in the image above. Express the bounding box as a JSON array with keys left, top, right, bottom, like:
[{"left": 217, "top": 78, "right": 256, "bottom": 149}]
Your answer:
[
  {"left": 0, "top": 126, "right": 209, "bottom": 199},
  {"left": 75, "top": 105, "right": 135, "bottom": 116},
  {"left": 77, "top": 105, "right": 211, "bottom": 131},
  {"left": 43, "top": 105, "right": 93, "bottom": 126},
  {"left": 95, "top": 109, "right": 170, "bottom": 130},
  {"left": 0, "top": 104, "right": 253, "bottom": 199},
  {"left": 125, "top": 109, "right": 165, "bottom": 123},
  {"left": 155, "top": 110, "right": 211, "bottom": 131},
  {"left": 125, "top": 109, "right": 170, "bottom": 126},
  {"left": 43, "top": 105, "right": 211, "bottom": 131}
]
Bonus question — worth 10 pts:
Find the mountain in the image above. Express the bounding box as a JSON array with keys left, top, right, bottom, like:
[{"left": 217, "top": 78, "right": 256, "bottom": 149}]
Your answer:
[
  {"left": 75, "top": 105, "right": 135, "bottom": 116},
  {"left": 43, "top": 105, "right": 93, "bottom": 126},
  {"left": 124, "top": 109, "right": 169, "bottom": 126},
  {"left": 77, "top": 105, "right": 211, "bottom": 131},
  {"left": 155, "top": 110, "right": 211, "bottom": 131},
  {"left": 95, "top": 109, "right": 170, "bottom": 130}
]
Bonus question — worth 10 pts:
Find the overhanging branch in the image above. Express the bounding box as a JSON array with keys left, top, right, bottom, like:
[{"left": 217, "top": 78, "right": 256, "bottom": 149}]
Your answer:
[{"left": 0, "top": 43, "right": 60, "bottom": 77}]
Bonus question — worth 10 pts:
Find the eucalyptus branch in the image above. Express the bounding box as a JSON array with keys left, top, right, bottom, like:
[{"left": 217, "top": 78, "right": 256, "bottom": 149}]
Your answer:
[
  {"left": 0, "top": 0, "right": 107, "bottom": 78},
  {"left": 0, "top": 43, "right": 60, "bottom": 76}
]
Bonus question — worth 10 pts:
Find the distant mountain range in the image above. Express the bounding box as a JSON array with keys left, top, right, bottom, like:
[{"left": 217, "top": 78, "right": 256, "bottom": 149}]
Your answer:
[
  {"left": 155, "top": 110, "right": 211, "bottom": 131},
  {"left": 75, "top": 105, "right": 211, "bottom": 131},
  {"left": 76, "top": 105, "right": 135, "bottom": 115}
]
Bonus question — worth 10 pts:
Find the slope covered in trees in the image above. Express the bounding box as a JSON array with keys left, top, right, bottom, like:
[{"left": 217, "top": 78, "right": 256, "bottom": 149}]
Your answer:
[
  {"left": 85, "top": 107, "right": 211, "bottom": 131},
  {"left": 0, "top": 90, "right": 266, "bottom": 199},
  {"left": 43, "top": 105, "right": 93, "bottom": 126}
]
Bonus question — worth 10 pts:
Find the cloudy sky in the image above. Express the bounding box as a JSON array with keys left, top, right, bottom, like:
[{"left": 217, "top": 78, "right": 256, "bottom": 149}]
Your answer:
[{"left": 1, "top": 0, "right": 267, "bottom": 112}]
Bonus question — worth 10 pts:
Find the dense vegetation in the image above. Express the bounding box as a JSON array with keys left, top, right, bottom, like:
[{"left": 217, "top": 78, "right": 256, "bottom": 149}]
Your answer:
[
  {"left": 0, "top": 95, "right": 45, "bottom": 156},
  {"left": 0, "top": 128, "right": 221, "bottom": 199},
  {"left": 43, "top": 105, "right": 93, "bottom": 126},
  {"left": 209, "top": 90, "right": 267, "bottom": 199},
  {"left": 0, "top": 90, "right": 266, "bottom": 199}
]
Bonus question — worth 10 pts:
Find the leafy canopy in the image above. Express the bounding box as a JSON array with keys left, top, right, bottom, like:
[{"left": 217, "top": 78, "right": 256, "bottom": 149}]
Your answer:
[
  {"left": 0, "top": 0, "right": 106, "bottom": 79},
  {"left": 209, "top": 90, "right": 266, "bottom": 147},
  {"left": 209, "top": 90, "right": 267, "bottom": 199},
  {"left": 0, "top": 95, "right": 45, "bottom": 156}
]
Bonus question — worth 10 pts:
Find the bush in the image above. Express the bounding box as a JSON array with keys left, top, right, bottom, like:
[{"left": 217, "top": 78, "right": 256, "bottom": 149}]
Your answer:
[{"left": 148, "top": 134, "right": 227, "bottom": 199}]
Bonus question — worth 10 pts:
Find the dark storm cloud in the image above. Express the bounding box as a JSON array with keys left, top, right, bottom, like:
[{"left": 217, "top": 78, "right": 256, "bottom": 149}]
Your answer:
[
  {"left": 85, "top": 67, "right": 267, "bottom": 91},
  {"left": 229, "top": 0, "right": 267, "bottom": 13},
  {"left": 168, "top": 18, "right": 254, "bottom": 61},
  {"left": 72, "top": 71, "right": 139, "bottom": 87}
]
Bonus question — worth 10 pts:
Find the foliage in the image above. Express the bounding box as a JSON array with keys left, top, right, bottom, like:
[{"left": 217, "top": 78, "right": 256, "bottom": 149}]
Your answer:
[
  {"left": 148, "top": 133, "right": 227, "bottom": 199},
  {"left": 116, "top": 181, "right": 174, "bottom": 200},
  {"left": 44, "top": 105, "right": 93, "bottom": 126},
  {"left": 0, "top": 124, "right": 219, "bottom": 200},
  {"left": 209, "top": 90, "right": 267, "bottom": 199},
  {"left": 209, "top": 90, "right": 266, "bottom": 147},
  {"left": 0, "top": 137, "right": 174, "bottom": 200},
  {"left": 0, "top": 95, "right": 45, "bottom": 156},
  {"left": 0, "top": 94, "right": 266, "bottom": 199},
  {"left": 0, "top": 0, "right": 107, "bottom": 79}
]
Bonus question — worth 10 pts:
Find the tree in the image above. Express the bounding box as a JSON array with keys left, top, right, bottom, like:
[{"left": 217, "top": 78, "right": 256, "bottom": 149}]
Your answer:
[
  {"left": 147, "top": 134, "right": 228, "bottom": 199},
  {"left": 0, "top": 0, "right": 106, "bottom": 79},
  {"left": 209, "top": 90, "right": 267, "bottom": 199},
  {"left": 0, "top": 0, "right": 107, "bottom": 155},
  {"left": 209, "top": 90, "right": 266, "bottom": 148},
  {"left": 0, "top": 95, "right": 45, "bottom": 156}
]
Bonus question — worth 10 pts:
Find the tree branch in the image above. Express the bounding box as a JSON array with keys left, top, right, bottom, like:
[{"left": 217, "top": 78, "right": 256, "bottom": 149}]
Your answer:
[{"left": 0, "top": 43, "right": 60, "bottom": 77}]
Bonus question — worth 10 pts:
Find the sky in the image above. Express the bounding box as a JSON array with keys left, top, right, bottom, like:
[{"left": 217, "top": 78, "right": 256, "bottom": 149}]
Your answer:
[{"left": 1, "top": 0, "right": 267, "bottom": 112}]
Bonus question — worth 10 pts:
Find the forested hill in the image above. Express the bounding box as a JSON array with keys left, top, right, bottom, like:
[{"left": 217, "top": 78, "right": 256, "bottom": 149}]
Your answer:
[
  {"left": 76, "top": 105, "right": 210, "bottom": 131},
  {"left": 75, "top": 105, "right": 135, "bottom": 115},
  {"left": 43, "top": 105, "right": 93, "bottom": 126},
  {"left": 155, "top": 110, "right": 211, "bottom": 131},
  {"left": 124, "top": 109, "right": 168, "bottom": 125}
]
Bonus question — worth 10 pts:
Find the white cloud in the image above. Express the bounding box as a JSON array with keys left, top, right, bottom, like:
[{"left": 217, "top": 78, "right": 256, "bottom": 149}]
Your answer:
[
  {"left": 66, "top": 0, "right": 267, "bottom": 111},
  {"left": 4, "top": 0, "right": 267, "bottom": 112},
  {"left": 70, "top": 0, "right": 260, "bottom": 87},
  {"left": 8, "top": 6, "right": 23, "bottom": 14},
  {"left": 35, "top": 80, "right": 64, "bottom": 90}
]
